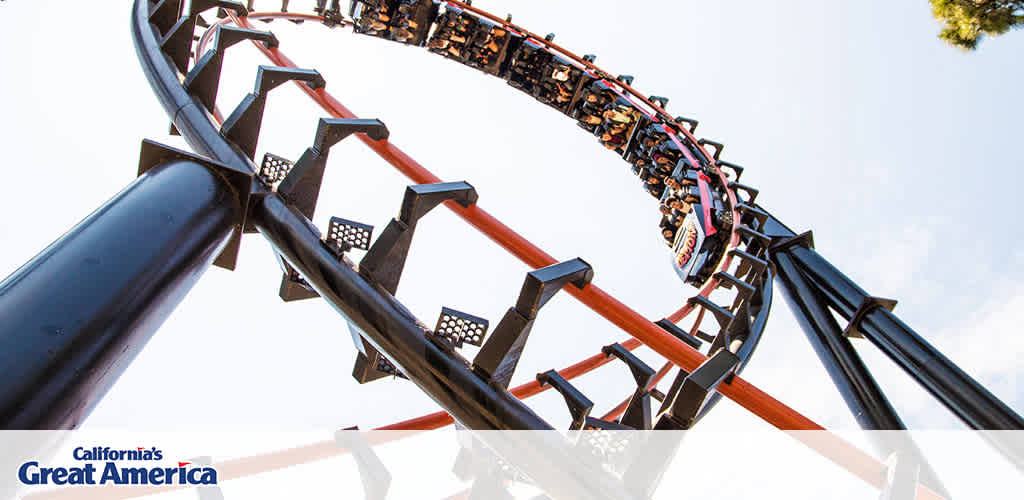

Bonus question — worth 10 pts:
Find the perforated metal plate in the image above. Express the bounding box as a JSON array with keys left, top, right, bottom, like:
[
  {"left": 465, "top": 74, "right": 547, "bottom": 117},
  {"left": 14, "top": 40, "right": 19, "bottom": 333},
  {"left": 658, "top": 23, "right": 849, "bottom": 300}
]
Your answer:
[
  {"left": 327, "top": 216, "right": 374, "bottom": 251},
  {"left": 259, "top": 153, "right": 294, "bottom": 186},
  {"left": 434, "top": 307, "right": 489, "bottom": 348},
  {"left": 374, "top": 354, "right": 405, "bottom": 378}
]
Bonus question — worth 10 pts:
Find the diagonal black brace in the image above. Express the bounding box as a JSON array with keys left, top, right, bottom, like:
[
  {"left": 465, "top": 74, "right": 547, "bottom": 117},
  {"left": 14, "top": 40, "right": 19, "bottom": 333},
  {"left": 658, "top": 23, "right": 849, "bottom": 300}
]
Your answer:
[
  {"left": 602, "top": 343, "right": 656, "bottom": 430},
  {"left": 514, "top": 258, "right": 594, "bottom": 318},
  {"left": 277, "top": 118, "right": 389, "bottom": 220},
  {"left": 736, "top": 202, "right": 770, "bottom": 231},
  {"left": 714, "top": 270, "right": 756, "bottom": 309},
  {"left": 602, "top": 344, "right": 655, "bottom": 390},
  {"left": 537, "top": 370, "right": 594, "bottom": 431},
  {"left": 149, "top": 0, "right": 184, "bottom": 36},
  {"left": 729, "top": 247, "right": 769, "bottom": 283},
  {"left": 736, "top": 224, "right": 771, "bottom": 247},
  {"left": 161, "top": 1, "right": 248, "bottom": 74},
  {"left": 359, "top": 182, "right": 477, "bottom": 295},
  {"left": 473, "top": 258, "right": 593, "bottom": 388},
  {"left": 185, "top": 26, "right": 279, "bottom": 112},
  {"left": 221, "top": 66, "right": 326, "bottom": 159},
  {"left": 654, "top": 319, "right": 702, "bottom": 350},
  {"left": 399, "top": 182, "right": 479, "bottom": 225},
  {"left": 336, "top": 428, "right": 392, "bottom": 500},
  {"left": 707, "top": 301, "right": 751, "bottom": 355},
  {"left": 655, "top": 348, "right": 739, "bottom": 429},
  {"left": 686, "top": 295, "right": 734, "bottom": 330},
  {"left": 471, "top": 258, "right": 593, "bottom": 391},
  {"left": 583, "top": 416, "right": 633, "bottom": 430}
]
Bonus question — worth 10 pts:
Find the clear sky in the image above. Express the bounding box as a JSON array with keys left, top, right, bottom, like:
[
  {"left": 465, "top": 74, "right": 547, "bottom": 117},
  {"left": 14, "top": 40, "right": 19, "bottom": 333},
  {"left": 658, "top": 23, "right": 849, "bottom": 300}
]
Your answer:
[{"left": 0, "top": 0, "right": 1022, "bottom": 492}]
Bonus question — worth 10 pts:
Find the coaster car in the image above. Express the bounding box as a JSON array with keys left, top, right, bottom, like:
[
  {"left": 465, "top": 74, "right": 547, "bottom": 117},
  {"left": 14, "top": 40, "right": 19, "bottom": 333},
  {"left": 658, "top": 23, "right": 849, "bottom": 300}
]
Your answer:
[
  {"left": 350, "top": 0, "right": 399, "bottom": 37},
  {"left": 572, "top": 80, "right": 616, "bottom": 133},
  {"left": 389, "top": 0, "right": 440, "bottom": 46},
  {"left": 426, "top": 5, "right": 479, "bottom": 62},
  {"left": 464, "top": 17, "right": 523, "bottom": 75}
]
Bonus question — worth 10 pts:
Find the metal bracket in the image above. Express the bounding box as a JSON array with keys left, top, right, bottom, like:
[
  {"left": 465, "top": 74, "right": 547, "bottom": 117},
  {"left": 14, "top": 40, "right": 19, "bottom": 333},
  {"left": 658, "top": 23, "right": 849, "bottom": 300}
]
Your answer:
[
  {"left": 673, "top": 116, "right": 699, "bottom": 133},
  {"left": 717, "top": 159, "right": 744, "bottom": 181},
  {"left": 708, "top": 300, "right": 751, "bottom": 355},
  {"left": 654, "top": 319, "right": 702, "bottom": 350},
  {"left": 736, "top": 202, "right": 770, "bottom": 231},
  {"left": 359, "top": 182, "right": 478, "bottom": 295},
  {"left": 769, "top": 230, "right": 816, "bottom": 254},
  {"left": 137, "top": 139, "right": 252, "bottom": 270},
  {"left": 336, "top": 428, "right": 392, "bottom": 500},
  {"left": 714, "top": 271, "right": 756, "bottom": 309},
  {"left": 648, "top": 95, "right": 669, "bottom": 109},
  {"left": 185, "top": 26, "right": 279, "bottom": 112},
  {"left": 602, "top": 343, "right": 656, "bottom": 429},
  {"left": 349, "top": 320, "right": 407, "bottom": 383},
  {"left": 686, "top": 295, "right": 734, "bottom": 331},
  {"left": 434, "top": 307, "right": 490, "bottom": 348},
  {"left": 729, "top": 247, "right": 768, "bottom": 283},
  {"left": 655, "top": 348, "right": 739, "bottom": 429},
  {"left": 161, "top": 1, "right": 248, "bottom": 74},
  {"left": 221, "top": 66, "right": 326, "bottom": 159},
  {"left": 537, "top": 370, "right": 594, "bottom": 431},
  {"left": 728, "top": 181, "right": 760, "bottom": 204},
  {"left": 472, "top": 258, "right": 593, "bottom": 388},
  {"left": 277, "top": 118, "right": 389, "bottom": 220},
  {"left": 257, "top": 152, "right": 294, "bottom": 187},
  {"left": 844, "top": 296, "right": 898, "bottom": 339},
  {"left": 697, "top": 138, "right": 724, "bottom": 161},
  {"left": 274, "top": 252, "right": 319, "bottom": 302},
  {"left": 149, "top": 0, "right": 184, "bottom": 36},
  {"left": 326, "top": 216, "right": 374, "bottom": 253},
  {"left": 583, "top": 416, "right": 633, "bottom": 430},
  {"left": 736, "top": 224, "right": 772, "bottom": 247}
]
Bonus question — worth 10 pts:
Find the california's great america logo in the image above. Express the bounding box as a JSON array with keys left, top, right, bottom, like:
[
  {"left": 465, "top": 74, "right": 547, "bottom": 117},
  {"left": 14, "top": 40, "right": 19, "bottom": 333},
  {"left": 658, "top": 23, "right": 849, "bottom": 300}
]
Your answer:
[{"left": 17, "top": 447, "right": 217, "bottom": 486}]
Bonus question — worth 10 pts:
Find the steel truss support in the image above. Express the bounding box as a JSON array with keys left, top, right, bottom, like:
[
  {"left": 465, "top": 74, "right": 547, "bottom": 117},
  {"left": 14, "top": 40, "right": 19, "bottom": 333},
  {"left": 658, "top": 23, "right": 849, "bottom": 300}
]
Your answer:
[
  {"left": 772, "top": 250, "right": 950, "bottom": 497},
  {"left": 760, "top": 209, "right": 1024, "bottom": 473}
]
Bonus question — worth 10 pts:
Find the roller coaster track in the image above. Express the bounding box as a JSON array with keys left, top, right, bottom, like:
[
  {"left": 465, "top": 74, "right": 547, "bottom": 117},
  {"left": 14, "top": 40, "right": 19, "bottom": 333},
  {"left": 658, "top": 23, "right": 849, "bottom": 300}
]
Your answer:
[{"left": 3, "top": 1, "right": 1022, "bottom": 499}]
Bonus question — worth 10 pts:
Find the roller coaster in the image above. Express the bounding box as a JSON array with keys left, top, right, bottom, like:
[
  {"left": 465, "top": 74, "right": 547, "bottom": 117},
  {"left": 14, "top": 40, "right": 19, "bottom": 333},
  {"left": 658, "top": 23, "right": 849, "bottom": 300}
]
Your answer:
[{"left": 0, "top": 1, "right": 1021, "bottom": 499}]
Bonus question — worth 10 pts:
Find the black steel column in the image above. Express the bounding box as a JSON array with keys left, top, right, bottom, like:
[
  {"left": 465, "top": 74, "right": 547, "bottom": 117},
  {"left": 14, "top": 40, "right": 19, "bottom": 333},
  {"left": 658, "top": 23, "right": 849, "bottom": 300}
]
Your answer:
[
  {"left": 773, "top": 251, "right": 906, "bottom": 430},
  {"left": 773, "top": 251, "right": 952, "bottom": 497},
  {"left": 0, "top": 160, "right": 240, "bottom": 429},
  {"left": 789, "top": 245, "right": 1024, "bottom": 430}
]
